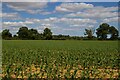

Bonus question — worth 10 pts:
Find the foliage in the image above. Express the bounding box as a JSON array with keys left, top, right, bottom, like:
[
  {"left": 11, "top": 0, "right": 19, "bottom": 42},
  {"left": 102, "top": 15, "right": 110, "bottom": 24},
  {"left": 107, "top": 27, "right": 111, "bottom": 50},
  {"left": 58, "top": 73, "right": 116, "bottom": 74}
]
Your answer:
[
  {"left": 17, "top": 27, "right": 43, "bottom": 40},
  {"left": 43, "top": 28, "right": 52, "bottom": 40},
  {"left": 17, "top": 27, "right": 29, "bottom": 40},
  {"left": 2, "top": 29, "right": 12, "bottom": 40},
  {"left": 28, "top": 29, "right": 40, "bottom": 40},
  {"left": 1, "top": 23, "right": 119, "bottom": 40},
  {"left": 96, "top": 23, "right": 119, "bottom": 40},
  {"left": 53, "top": 34, "right": 70, "bottom": 40},
  {"left": 109, "top": 26, "right": 119, "bottom": 40},
  {"left": 84, "top": 28, "right": 95, "bottom": 39},
  {"left": 2, "top": 40, "right": 119, "bottom": 79}
]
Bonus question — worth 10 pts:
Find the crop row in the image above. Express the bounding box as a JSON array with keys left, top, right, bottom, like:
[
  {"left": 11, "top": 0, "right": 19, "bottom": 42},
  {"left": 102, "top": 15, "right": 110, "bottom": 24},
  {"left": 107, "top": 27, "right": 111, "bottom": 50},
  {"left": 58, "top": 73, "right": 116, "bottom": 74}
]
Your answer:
[
  {"left": 2, "top": 40, "right": 119, "bottom": 79},
  {"left": 2, "top": 48, "right": 119, "bottom": 79}
]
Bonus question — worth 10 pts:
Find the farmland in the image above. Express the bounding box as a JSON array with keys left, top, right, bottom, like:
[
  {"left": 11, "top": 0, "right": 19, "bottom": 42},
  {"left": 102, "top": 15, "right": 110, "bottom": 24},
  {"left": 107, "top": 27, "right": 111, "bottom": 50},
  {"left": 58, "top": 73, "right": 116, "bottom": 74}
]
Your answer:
[{"left": 2, "top": 40, "right": 119, "bottom": 79}]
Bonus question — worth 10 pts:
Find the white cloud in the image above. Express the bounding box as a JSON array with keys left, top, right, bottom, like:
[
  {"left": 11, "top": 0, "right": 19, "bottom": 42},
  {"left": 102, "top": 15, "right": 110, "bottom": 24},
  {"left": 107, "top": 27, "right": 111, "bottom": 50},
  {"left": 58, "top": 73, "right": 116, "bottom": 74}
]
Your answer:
[
  {"left": 56, "top": 6, "right": 72, "bottom": 12},
  {"left": 41, "top": 23, "right": 51, "bottom": 26},
  {"left": 2, "top": 13, "right": 18, "bottom": 17},
  {"left": 6, "top": 2, "right": 47, "bottom": 14},
  {"left": 1, "top": 12, "right": 22, "bottom": 20},
  {"left": 26, "top": 17, "right": 56, "bottom": 24},
  {"left": 2, "top": 2, "right": 118, "bottom": 36},
  {"left": 41, "top": 23, "right": 53, "bottom": 29},
  {"left": 103, "top": 17, "right": 118, "bottom": 23},
  {"left": 3, "top": 21, "right": 34, "bottom": 28},
  {"left": 56, "top": 3, "right": 118, "bottom": 20},
  {"left": 56, "top": 3, "right": 94, "bottom": 12},
  {"left": 2, "top": 19, "right": 96, "bottom": 36},
  {"left": 59, "top": 18, "right": 97, "bottom": 25},
  {"left": 66, "top": 11, "right": 117, "bottom": 19},
  {"left": 26, "top": 17, "right": 97, "bottom": 26},
  {"left": 7, "top": 2, "right": 47, "bottom": 9},
  {"left": 70, "top": 24, "right": 94, "bottom": 28},
  {"left": 86, "top": 6, "right": 118, "bottom": 13},
  {"left": 24, "top": 17, "right": 97, "bottom": 36},
  {"left": 2, "top": 20, "right": 34, "bottom": 34},
  {"left": 3, "top": 17, "right": 97, "bottom": 35},
  {"left": 65, "top": 5, "right": 118, "bottom": 19}
]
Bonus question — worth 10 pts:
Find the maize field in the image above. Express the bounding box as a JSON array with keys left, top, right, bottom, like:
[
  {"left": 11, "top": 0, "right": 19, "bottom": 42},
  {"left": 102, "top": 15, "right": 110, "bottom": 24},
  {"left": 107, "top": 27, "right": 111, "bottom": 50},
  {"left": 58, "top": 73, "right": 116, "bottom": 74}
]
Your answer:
[{"left": 1, "top": 40, "right": 120, "bottom": 79}]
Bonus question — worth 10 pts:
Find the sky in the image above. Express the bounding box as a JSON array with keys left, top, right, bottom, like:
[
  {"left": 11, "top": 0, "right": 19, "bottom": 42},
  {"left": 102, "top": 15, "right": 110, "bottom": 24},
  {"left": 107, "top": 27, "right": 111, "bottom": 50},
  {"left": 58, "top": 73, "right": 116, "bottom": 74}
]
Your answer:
[{"left": 1, "top": 2, "right": 119, "bottom": 36}]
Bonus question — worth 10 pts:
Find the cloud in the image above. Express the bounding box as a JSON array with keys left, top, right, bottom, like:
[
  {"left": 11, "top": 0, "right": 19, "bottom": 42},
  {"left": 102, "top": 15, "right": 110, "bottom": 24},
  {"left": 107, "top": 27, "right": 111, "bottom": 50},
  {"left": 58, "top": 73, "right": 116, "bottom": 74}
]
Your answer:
[
  {"left": 56, "top": 3, "right": 118, "bottom": 21},
  {"left": 66, "top": 11, "right": 117, "bottom": 19},
  {"left": 70, "top": 24, "right": 94, "bottom": 28},
  {"left": 2, "top": 13, "right": 18, "bottom": 17},
  {"left": 102, "top": 17, "right": 118, "bottom": 23},
  {"left": 24, "top": 17, "right": 97, "bottom": 35},
  {"left": 6, "top": 2, "right": 48, "bottom": 14},
  {"left": 3, "top": 21, "right": 34, "bottom": 28},
  {"left": 1, "top": 12, "right": 22, "bottom": 20},
  {"left": 58, "top": 18, "right": 97, "bottom": 25},
  {"left": 2, "top": 20, "right": 34, "bottom": 34},
  {"left": 2, "top": 2, "right": 118, "bottom": 36},
  {"left": 56, "top": 3, "right": 94, "bottom": 12},
  {"left": 3, "top": 17, "right": 97, "bottom": 35},
  {"left": 26, "top": 17, "right": 97, "bottom": 26},
  {"left": 65, "top": 5, "right": 118, "bottom": 19},
  {"left": 7, "top": 2, "right": 47, "bottom": 9},
  {"left": 86, "top": 6, "right": 118, "bottom": 12}
]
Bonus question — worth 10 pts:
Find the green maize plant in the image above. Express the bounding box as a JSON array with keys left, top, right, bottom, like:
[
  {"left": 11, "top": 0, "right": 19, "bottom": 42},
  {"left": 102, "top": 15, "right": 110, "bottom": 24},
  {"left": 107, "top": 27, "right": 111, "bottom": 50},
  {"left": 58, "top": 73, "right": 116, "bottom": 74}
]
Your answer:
[{"left": 2, "top": 40, "right": 119, "bottom": 79}]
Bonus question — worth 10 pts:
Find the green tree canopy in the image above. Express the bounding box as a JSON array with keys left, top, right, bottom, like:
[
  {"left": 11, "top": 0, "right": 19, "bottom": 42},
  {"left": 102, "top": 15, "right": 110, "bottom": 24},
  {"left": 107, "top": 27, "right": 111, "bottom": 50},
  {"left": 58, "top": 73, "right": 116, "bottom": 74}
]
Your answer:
[
  {"left": 84, "top": 28, "right": 95, "bottom": 39},
  {"left": 109, "top": 26, "right": 119, "bottom": 40},
  {"left": 43, "top": 28, "right": 52, "bottom": 40},
  {"left": 17, "top": 27, "right": 29, "bottom": 40},
  {"left": 96, "top": 23, "right": 118, "bottom": 40},
  {"left": 28, "top": 29, "right": 39, "bottom": 40},
  {"left": 2, "top": 29, "right": 12, "bottom": 40}
]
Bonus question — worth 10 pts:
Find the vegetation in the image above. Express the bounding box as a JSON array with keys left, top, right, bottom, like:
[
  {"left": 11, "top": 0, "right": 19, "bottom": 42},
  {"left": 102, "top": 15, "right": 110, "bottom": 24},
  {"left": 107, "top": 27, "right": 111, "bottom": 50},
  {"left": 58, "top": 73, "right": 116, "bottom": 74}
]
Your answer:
[
  {"left": 96, "top": 23, "right": 119, "bottom": 40},
  {"left": 2, "top": 29, "right": 12, "bottom": 40},
  {"left": 84, "top": 27, "right": 95, "bottom": 40},
  {"left": 1, "top": 23, "right": 119, "bottom": 40},
  {"left": 1, "top": 22, "right": 119, "bottom": 79},
  {"left": 2, "top": 40, "right": 119, "bottom": 79},
  {"left": 43, "top": 28, "right": 52, "bottom": 40}
]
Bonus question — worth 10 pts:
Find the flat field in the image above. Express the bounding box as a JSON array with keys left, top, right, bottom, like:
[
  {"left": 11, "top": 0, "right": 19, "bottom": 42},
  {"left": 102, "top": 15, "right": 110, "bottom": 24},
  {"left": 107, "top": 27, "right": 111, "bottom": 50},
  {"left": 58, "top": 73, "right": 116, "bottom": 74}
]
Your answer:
[{"left": 2, "top": 40, "right": 119, "bottom": 79}]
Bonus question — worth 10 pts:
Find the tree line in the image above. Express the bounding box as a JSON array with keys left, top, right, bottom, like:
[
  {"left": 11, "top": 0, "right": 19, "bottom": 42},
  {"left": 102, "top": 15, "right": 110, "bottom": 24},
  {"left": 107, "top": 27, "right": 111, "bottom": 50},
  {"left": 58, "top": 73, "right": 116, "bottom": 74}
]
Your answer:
[{"left": 1, "top": 23, "right": 119, "bottom": 40}]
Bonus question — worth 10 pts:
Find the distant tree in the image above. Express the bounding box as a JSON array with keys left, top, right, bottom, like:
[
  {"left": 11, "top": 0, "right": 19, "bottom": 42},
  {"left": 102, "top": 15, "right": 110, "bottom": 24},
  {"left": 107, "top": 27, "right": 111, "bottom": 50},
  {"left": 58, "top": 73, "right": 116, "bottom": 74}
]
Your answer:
[
  {"left": 28, "top": 29, "right": 39, "bottom": 40},
  {"left": 2, "top": 29, "right": 12, "bottom": 40},
  {"left": 96, "top": 23, "right": 119, "bottom": 40},
  {"left": 109, "top": 26, "right": 119, "bottom": 40},
  {"left": 96, "top": 23, "right": 110, "bottom": 40},
  {"left": 12, "top": 35, "right": 19, "bottom": 40},
  {"left": 17, "top": 27, "right": 29, "bottom": 40},
  {"left": 43, "top": 28, "right": 52, "bottom": 40},
  {"left": 52, "top": 34, "right": 71, "bottom": 40},
  {"left": 84, "top": 28, "right": 95, "bottom": 39},
  {"left": 38, "top": 33, "right": 44, "bottom": 40}
]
